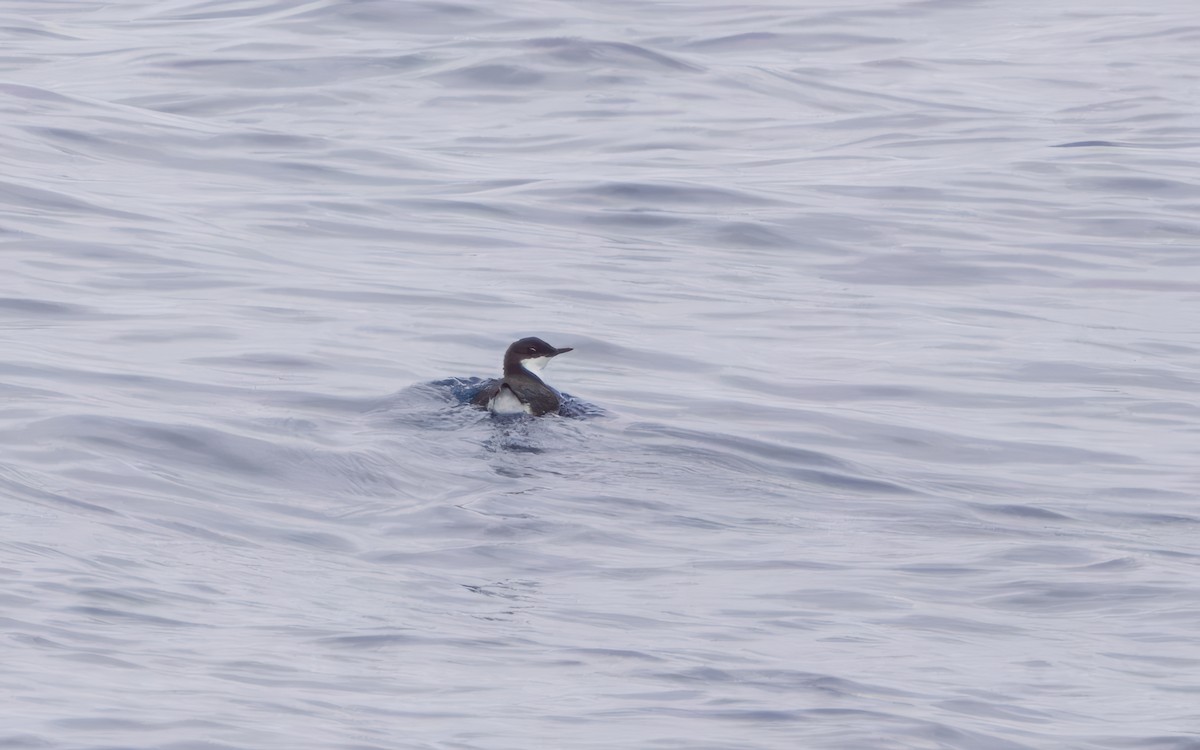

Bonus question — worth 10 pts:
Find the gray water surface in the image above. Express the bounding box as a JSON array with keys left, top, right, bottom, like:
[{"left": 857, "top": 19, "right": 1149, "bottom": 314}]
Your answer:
[{"left": 2, "top": 1, "right": 1199, "bottom": 748}]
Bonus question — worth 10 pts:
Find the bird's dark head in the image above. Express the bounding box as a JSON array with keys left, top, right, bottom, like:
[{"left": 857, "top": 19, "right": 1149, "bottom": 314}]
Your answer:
[{"left": 505, "top": 337, "right": 573, "bottom": 373}]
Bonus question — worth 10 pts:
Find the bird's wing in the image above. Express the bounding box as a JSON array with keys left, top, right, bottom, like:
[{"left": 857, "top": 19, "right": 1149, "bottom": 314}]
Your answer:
[{"left": 470, "top": 378, "right": 502, "bottom": 408}]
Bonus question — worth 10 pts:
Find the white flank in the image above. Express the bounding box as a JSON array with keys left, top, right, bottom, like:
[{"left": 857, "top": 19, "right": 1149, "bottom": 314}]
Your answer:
[{"left": 489, "top": 388, "right": 533, "bottom": 415}]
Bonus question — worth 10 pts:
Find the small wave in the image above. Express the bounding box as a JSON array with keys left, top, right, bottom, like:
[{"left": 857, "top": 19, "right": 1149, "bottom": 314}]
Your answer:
[{"left": 526, "top": 37, "right": 702, "bottom": 72}]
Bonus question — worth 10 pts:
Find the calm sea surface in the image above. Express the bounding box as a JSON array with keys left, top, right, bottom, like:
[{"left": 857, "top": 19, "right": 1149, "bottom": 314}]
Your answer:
[{"left": 2, "top": 1, "right": 1199, "bottom": 748}]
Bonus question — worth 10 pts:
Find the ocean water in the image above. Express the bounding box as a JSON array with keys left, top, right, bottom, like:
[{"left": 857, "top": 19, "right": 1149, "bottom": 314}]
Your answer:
[{"left": 2, "top": 1, "right": 1199, "bottom": 748}]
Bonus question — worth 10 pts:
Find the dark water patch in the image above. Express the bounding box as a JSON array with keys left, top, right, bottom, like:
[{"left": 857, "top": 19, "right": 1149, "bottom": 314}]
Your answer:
[
  {"left": 113, "top": 327, "right": 236, "bottom": 344},
  {"left": 541, "top": 287, "right": 635, "bottom": 303},
  {"left": 190, "top": 353, "right": 332, "bottom": 371},
  {"left": 1069, "top": 217, "right": 1200, "bottom": 240},
  {"left": 790, "top": 382, "right": 1083, "bottom": 412},
  {"left": 65, "top": 606, "right": 199, "bottom": 628},
  {"left": 683, "top": 32, "right": 786, "bottom": 51},
  {"left": 402, "top": 378, "right": 484, "bottom": 406},
  {"left": 0, "top": 180, "right": 151, "bottom": 221},
  {"left": 566, "top": 180, "right": 774, "bottom": 207},
  {"left": 1072, "top": 176, "right": 1200, "bottom": 198},
  {"left": 696, "top": 558, "right": 844, "bottom": 571},
  {"left": 693, "top": 32, "right": 897, "bottom": 53},
  {"left": 317, "top": 633, "right": 420, "bottom": 648},
  {"left": 566, "top": 647, "right": 664, "bottom": 662},
  {"left": 375, "top": 383, "right": 489, "bottom": 432},
  {"left": 1052, "top": 140, "right": 1128, "bottom": 148},
  {"left": 883, "top": 721, "right": 1044, "bottom": 750},
  {"left": 76, "top": 587, "right": 171, "bottom": 607},
  {"left": 199, "top": 131, "right": 331, "bottom": 151},
  {"left": 969, "top": 503, "right": 1075, "bottom": 522},
  {"left": 1097, "top": 511, "right": 1199, "bottom": 526},
  {"left": 423, "top": 93, "right": 528, "bottom": 108},
  {"left": 144, "top": 520, "right": 260, "bottom": 548},
  {"left": 988, "top": 545, "right": 1099, "bottom": 565},
  {"left": 527, "top": 37, "right": 702, "bottom": 72},
  {"left": 62, "top": 652, "right": 140, "bottom": 669},
  {"left": 21, "top": 126, "right": 108, "bottom": 148},
  {"left": 1093, "top": 25, "right": 1200, "bottom": 43},
  {"left": 687, "top": 669, "right": 915, "bottom": 699},
  {"left": 584, "top": 211, "right": 689, "bottom": 229},
  {"left": 462, "top": 579, "right": 540, "bottom": 601},
  {"left": 713, "top": 221, "right": 794, "bottom": 249},
  {"left": 559, "top": 394, "right": 607, "bottom": 419},
  {"left": 816, "top": 183, "right": 967, "bottom": 202},
  {"left": 288, "top": 0, "right": 498, "bottom": 29},
  {"left": 277, "top": 531, "right": 356, "bottom": 551},
  {"left": 1094, "top": 735, "right": 1200, "bottom": 750},
  {"left": 823, "top": 251, "right": 1064, "bottom": 287},
  {"left": 391, "top": 197, "right": 515, "bottom": 218},
  {"left": 982, "top": 582, "right": 1189, "bottom": 614},
  {"left": 1012, "top": 361, "right": 1198, "bottom": 393},
  {"left": 26, "top": 126, "right": 407, "bottom": 187},
  {"left": 655, "top": 707, "right": 811, "bottom": 723},
  {"left": 0, "top": 735, "right": 51, "bottom": 749},
  {"left": 603, "top": 140, "right": 708, "bottom": 152},
  {"left": 1102, "top": 651, "right": 1200, "bottom": 668},
  {"left": 0, "top": 474, "right": 119, "bottom": 516},
  {"left": 483, "top": 426, "right": 550, "bottom": 455},
  {"left": 893, "top": 564, "right": 980, "bottom": 576},
  {"left": 0, "top": 297, "right": 92, "bottom": 318},
  {"left": 0, "top": 82, "right": 79, "bottom": 103},
  {"left": 1070, "top": 278, "right": 1200, "bottom": 292},
  {"left": 121, "top": 91, "right": 349, "bottom": 117},
  {"left": 9, "top": 238, "right": 194, "bottom": 267},
  {"left": 1, "top": 22, "right": 77, "bottom": 41},
  {"left": 1079, "top": 557, "right": 1140, "bottom": 572},
  {"left": 433, "top": 63, "right": 545, "bottom": 87}
]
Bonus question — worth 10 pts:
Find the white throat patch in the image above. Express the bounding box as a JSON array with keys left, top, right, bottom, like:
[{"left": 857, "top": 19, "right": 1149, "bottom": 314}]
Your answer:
[{"left": 521, "top": 356, "right": 551, "bottom": 373}]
